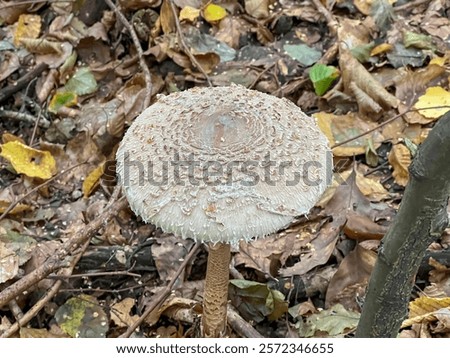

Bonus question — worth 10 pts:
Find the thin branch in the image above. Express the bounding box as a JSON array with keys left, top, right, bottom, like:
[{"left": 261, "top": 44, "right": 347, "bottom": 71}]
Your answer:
[
  {"left": 105, "top": 0, "right": 152, "bottom": 108},
  {"left": 168, "top": 0, "right": 213, "bottom": 87},
  {"left": 394, "top": 0, "right": 430, "bottom": 11},
  {"left": 331, "top": 106, "right": 450, "bottom": 149},
  {"left": 120, "top": 242, "right": 201, "bottom": 337},
  {"left": 0, "top": 62, "right": 48, "bottom": 104}
]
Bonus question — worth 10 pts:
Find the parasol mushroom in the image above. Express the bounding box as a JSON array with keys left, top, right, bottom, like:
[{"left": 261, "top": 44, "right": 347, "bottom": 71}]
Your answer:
[{"left": 116, "top": 85, "right": 331, "bottom": 337}]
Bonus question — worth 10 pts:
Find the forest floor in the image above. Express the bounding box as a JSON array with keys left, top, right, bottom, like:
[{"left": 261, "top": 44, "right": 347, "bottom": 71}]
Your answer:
[{"left": 0, "top": 0, "right": 449, "bottom": 338}]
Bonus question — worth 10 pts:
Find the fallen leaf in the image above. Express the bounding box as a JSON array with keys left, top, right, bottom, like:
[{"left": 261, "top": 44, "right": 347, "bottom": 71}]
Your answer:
[
  {"left": 179, "top": 6, "right": 200, "bottom": 22},
  {"left": 343, "top": 214, "right": 387, "bottom": 241},
  {"left": 20, "top": 327, "right": 66, "bottom": 338},
  {"left": 55, "top": 294, "right": 109, "bottom": 338},
  {"left": 326, "top": 245, "right": 377, "bottom": 311},
  {"left": 64, "top": 67, "right": 98, "bottom": 96},
  {"left": 315, "top": 112, "right": 383, "bottom": 157},
  {"left": 402, "top": 297, "right": 450, "bottom": 328},
  {"left": 229, "top": 280, "right": 288, "bottom": 323},
  {"left": 388, "top": 143, "right": 411, "bottom": 186},
  {"left": 0, "top": 200, "right": 31, "bottom": 215},
  {"left": 297, "top": 304, "right": 360, "bottom": 337},
  {"left": 82, "top": 163, "right": 105, "bottom": 197},
  {"left": 284, "top": 44, "right": 321, "bottom": 67},
  {"left": 340, "top": 49, "right": 399, "bottom": 115},
  {"left": 0, "top": 141, "right": 56, "bottom": 179},
  {"left": 48, "top": 91, "right": 78, "bottom": 113},
  {"left": 309, "top": 63, "right": 340, "bottom": 96},
  {"left": 13, "top": 14, "right": 41, "bottom": 46},
  {"left": 202, "top": 4, "right": 227, "bottom": 23},
  {"left": 244, "top": 0, "right": 269, "bottom": 19},
  {"left": 160, "top": 0, "right": 176, "bottom": 34},
  {"left": 415, "top": 86, "right": 450, "bottom": 119},
  {"left": 111, "top": 297, "right": 139, "bottom": 328}
]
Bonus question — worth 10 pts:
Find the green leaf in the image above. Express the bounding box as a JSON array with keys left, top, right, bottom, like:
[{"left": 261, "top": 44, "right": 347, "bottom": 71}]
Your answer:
[
  {"left": 48, "top": 91, "right": 77, "bottom": 113},
  {"left": 350, "top": 43, "right": 375, "bottom": 62},
  {"left": 55, "top": 294, "right": 109, "bottom": 338},
  {"left": 309, "top": 63, "right": 339, "bottom": 96},
  {"left": 65, "top": 67, "right": 97, "bottom": 96},
  {"left": 296, "top": 304, "right": 360, "bottom": 337},
  {"left": 229, "top": 279, "right": 288, "bottom": 323},
  {"left": 284, "top": 44, "right": 321, "bottom": 66}
]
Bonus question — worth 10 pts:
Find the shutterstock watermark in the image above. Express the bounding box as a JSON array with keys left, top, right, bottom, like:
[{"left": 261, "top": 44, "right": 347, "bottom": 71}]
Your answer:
[{"left": 113, "top": 151, "right": 334, "bottom": 188}]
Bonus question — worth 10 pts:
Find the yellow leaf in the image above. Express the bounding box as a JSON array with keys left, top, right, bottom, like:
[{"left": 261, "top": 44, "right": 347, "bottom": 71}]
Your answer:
[
  {"left": 388, "top": 143, "right": 411, "bottom": 186},
  {"left": 0, "top": 200, "right": 31, "bottom": 215},
  {"left": 83, "top": 163, "right": 105, "bottom": 197},
  {"left": 0, "top": 141, "right": 56, "bottom": 179},
  {"left": 315, "top": 112, "right": 383, "bottom": 157},
  {"left": 414, "top": 86, "right": 450, "bottom": 119},
  {"left": 180, "top": 6, "right": 201, "bottom": 22},
  {"left": 429, "top": 56, "right": 448, "bottom": 66},
  {"left": 402, "top": 296, "right": 450, "bottom": 328},
  {"left": 203, "top": 4, "right": 227, "bottom": 23},
  {"left": 13, "top": 14, "right": 41, "bottom": 47},
  {"left": 370, "top": 43, "right": 393, "bottom": 56}
]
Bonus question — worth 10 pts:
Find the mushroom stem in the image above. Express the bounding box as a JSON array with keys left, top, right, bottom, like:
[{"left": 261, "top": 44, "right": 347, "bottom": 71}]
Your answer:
[{"left": 202, "top": 242, "right": 231, "bottom": 337}]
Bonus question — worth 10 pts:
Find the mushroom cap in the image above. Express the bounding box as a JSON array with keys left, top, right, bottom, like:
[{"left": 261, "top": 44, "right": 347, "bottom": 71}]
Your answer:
[{"left": 116, "top": 85, "right": 332, "bottom": 244}]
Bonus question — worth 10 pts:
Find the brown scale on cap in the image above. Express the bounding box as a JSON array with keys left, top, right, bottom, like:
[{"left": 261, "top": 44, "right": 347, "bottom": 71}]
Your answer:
[{"left": 117, "top": 84, "right": 331, "bottom": 337}]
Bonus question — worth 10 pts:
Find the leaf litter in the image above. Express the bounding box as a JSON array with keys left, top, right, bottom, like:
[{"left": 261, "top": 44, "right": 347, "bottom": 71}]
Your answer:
[{"left": 0, "top": 0, "right": 449, "bottom": 338}]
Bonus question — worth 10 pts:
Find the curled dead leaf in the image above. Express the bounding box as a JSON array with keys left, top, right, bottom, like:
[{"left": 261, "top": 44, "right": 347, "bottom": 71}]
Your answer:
[{"left": 388, "top": 143, "right": 411, "bottom": 186}]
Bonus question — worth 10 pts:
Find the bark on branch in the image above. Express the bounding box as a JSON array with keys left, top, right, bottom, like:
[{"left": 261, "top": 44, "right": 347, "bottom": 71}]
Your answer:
[{"left": 356, "top": 111, "right": 450, "bottom": 337}]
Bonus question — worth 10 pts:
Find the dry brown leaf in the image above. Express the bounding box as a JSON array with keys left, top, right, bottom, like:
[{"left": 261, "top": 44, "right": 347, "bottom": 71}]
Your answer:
[
  {"left": 111, "top": 297, "right": 139, "bottom": 328},
  {"left": 326, "top": 245, "right": 377, "bottom": 311},
  {"left": 355, "top": 170, "right": 389, "bottom": 201},
  {"left": 402, "top": 297, "right": 450, "bottom": 328},
  {"left": 244, "top": 0, "right": 269, "bottom": 19},
  {"left": 0, "top": 52, "right": 20, "bottom": 82},
  {"left": 161, "top": 0, "right": 176, "bottom": 34},
  {"left": 339, "top": 49, "right": 399, "bottom": 115},
  {"left": 151, "top": 235, "right": 195, "bottom": 282},
  {"left": 388, "top": 143, "right": 411, "bottom": 186},
  {"left": 215, "top": 17, "right": 246, "bottom": 49},
  {"left": 354, "top": 0, "right": 396, "bottom": 16},
  {"left": 343, "top": 213, "right": 387, "bottom": 241},
  {"left": 13, "top": 14, "right": 41, "bottom": 46},
  {"left": 315, "top": 112, "right": 384, "bottom": 157}
]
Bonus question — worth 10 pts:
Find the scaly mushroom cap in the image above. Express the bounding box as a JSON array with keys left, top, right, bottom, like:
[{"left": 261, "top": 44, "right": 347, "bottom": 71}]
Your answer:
[{"left": 117, "top": 85, "right": 331, "bottom": 244}]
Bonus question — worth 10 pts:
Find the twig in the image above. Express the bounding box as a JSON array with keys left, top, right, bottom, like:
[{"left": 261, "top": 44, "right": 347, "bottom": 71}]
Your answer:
[
  {"left": 311, "top": 0, "right": 339, "bottom": 37},
  {"left": 248, "top": 64, "right": 275, "bottom": 90},
  {"left": 105, "top": 0, "right": 152, "bottom": 108},
  {"left": 168, "top": 0, "right": 213, "bottom": 87},
  {"left": 0, "top": 162, "right": 86, "bottom": 221},
  {"left": 120, "top": 242, "right": 201, "bottom": 337},
  {"left": 331, "top": 106, "right": 450, "bottom": 149},
  {"left": 227, "top": 304, "right": 263, "bottom": 338},
  {"left": 29, "top": 105, "right": 45, "bottom": 146},
  {"left": 0, "top": 109, "right": 49, "bottom": 128},
  {"left": 394, "top": 0, "right": 430, "bottom": 11},
  {"left": 0, "top": 194, "right": 127, "bottom": 308},
  {"left": 0, "top": 62, "right": 48, "bottom": 104},
  {"left": 49, "top": 270, "right": 141, "bottom": 279}
]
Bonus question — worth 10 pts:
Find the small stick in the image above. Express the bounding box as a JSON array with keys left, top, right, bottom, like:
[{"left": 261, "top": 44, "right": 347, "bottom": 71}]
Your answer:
[
  {"left": 105, "top": 0, "right": 152, "bottom": 108},
  {"left": 168, "top": 0, "right": 213, "bottom": 87},
  {"left": 0, "top": 109, "right": 50, "bottom": 128},
  {"left": 120, "top": 242, "right": 201, "bottom": 337},
  {"left": 0, "top": 63, "right": 48, "bottom": 104},
  {"left": 394, "top": 0, "right": 430, "bottom": 11},
  {"left": 331, "top": 106, "right": 450, "bottom": 149},
  {"left": 227, "top": 304, "right": 263, "bottom": 338}
]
